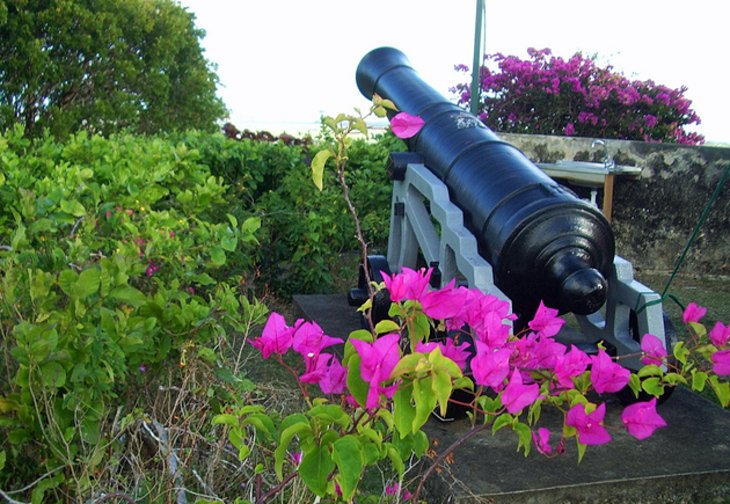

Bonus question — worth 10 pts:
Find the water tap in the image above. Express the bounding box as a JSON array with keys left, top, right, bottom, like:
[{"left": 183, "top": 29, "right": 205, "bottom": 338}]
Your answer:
[{"left": 591, "top": 139, "right": 615, "bottom": 170}]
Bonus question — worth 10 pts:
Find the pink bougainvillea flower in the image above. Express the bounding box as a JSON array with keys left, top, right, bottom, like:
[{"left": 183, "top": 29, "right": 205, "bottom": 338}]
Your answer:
[
  {"left": 470, "top": 340, "right": 511, "bottom": 389},
  {"left": 712, "top": 349, "right": 730, "bottom": 376},
  {"left": 640, "top": 334, "right": 668, "bottom": 366},
  {"left": 528, "top": 301, "right": 565, "bottom": 338},
  {"left": 299, "top": 352, "right": 332, "bottom": 384},
  {"left": 566, "top": 402, "right": 611, "bottom": 445},
  {"left": 709, "top": 322, "right": 730, "bottom": 348},
  {"left": 620, "top": 397, "right": 667, "bottom": 440},
  {"left": 682, "top": 302, "right": 707, "bottom": 324},
  {"left": 474, "top": 310, "right": 512, "bottom": 348},
  {"left": 532, "top": 336, "right": 567, "bottom": 371},
  {"left": 553, "top": 344, "right": 590, "bottom": 389},
  {"left": 381, "top": 267, "right": 431, "bottom": 302},
  {"left": 420, "top": 280, "right": 467, "bottom": 320},
  {"left": 532, "top": 427, "right": 553, "bottom": 455},
  {"left": 390, "top": 112, "right": 425, "bottom": 139},
  {"left": 590, "top": 348, "right": 630, "bottom": 394},
  {"left": 291, "top": 320, "right": 343, "bottom": 358},
  {"left": 249, "top": 312, "right": 295, "bottom": 358},
  {"left": 350, "top": 333, "right": 402, "bottom": 409},
  {"left": 501, "top": 368, "right": 539, "bottom": 414},
  {"left": 319, "top": 356, "right": 347, "bottom": 394}
]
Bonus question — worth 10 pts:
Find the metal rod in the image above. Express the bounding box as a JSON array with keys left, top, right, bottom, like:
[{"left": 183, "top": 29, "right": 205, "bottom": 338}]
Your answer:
[{"left": 470, "top": 0, "right": 485, "bottom": 115}]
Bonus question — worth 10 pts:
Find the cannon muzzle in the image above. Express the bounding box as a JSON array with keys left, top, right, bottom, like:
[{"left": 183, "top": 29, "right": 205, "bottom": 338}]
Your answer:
[{"left": 356, "top": 47, "right": 615, "bottom": 318}]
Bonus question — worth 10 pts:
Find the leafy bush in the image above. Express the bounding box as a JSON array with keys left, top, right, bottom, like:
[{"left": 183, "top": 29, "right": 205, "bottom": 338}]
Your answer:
[
  {"left": 0, "top": 127, "right": 268, "bottom": 501},
  {"left": 177, "top": 130, "right": 400, "bottom": 295},
  {"left": 452, "top": 48, "right": 704, "bottom": 144}
]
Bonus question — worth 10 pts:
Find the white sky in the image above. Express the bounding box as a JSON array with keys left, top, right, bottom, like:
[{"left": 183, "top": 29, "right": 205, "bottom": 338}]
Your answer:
[{"left": 178, "top": 0, "right": 729, "bottom": 144}]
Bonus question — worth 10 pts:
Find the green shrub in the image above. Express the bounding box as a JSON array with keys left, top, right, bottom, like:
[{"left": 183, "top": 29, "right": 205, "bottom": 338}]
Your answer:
[{"left": 0, "top": 127, "right": 267, "bottom": 500}]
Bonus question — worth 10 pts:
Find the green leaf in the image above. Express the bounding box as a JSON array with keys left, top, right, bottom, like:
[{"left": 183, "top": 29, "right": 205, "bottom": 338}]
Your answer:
[
  {"left": 60, "top": 198, "right": 86, "bottom": 217},
  {"left": 209, "top": 246, "right": 226, "bottom": 266},
  {"left": 691, "top": 370, "right": 708, "bottom": 392},
  {"left": 673, "top": 341, "right": 689, "bottom": 365},
  {"left": 709, "top": 375, "right": 730, "bottom": 407},
  {"left": 492, "top": 413, "right": 512, "bottom": 434},
  {"left": 393, "top": 385, "right": 416, "bottom": 436},
  {"left": 431, "top": 369, "right": 452, "bottom": 417},
  {"left": 346, "top": 355, "right": 369, "bottom": 408},
  {"left": 641, "top": 377, "right": 665, "bottom": 397},
  {"left": 374, "top": 319, "right": 400, "bottom": 335},
  {"left": 386, "top": 444, "right": 405, "bottom": 475},
  {"left": 77, "top": 267, "right": 100, "bottom": 299},
  {"left": 637, "top": 364, "right": 663, "bottom": 378},
  {"left": 513, "top": 421, "right": 532, "bottom": 456},
  {"left": 576, "top": 439, "right": 587, "bottom": 463},
  {"left": 274, "top": 415, "right": 312, "bottom": 480},
  {"left": 110, "top": 286, "right": 147, "bottom": 308},
  {"left": 311, "top": 150, "right": 333, "bottom": 191},
  {"left": 332, "top": 435, "right": 363, "bottom": 500},
  {"left": 412, "top": 377, "right": 437, "bottom": 432},
  {"left": 391, "top": 353, "right": 426, "bottom": 379},
  {"left": 300, "top": 444, "right": 335, "bottom": 497},
  {"left": 40, "top": 361, "right": 66, "bottom": 388},
  {"left": 0, "top": 450, "right": 6, "bottom": 472},
  {"left": 221, "top": 233, "right": 238, "bottom": 252},
  {"left": 212, "top": 413, "right": 239, "bottom": 427}
]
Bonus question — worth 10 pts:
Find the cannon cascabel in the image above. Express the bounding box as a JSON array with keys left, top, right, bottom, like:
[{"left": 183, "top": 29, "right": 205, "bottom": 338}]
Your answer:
[{"left": 356, "top": 47, "right": 615, "bottom": 318}]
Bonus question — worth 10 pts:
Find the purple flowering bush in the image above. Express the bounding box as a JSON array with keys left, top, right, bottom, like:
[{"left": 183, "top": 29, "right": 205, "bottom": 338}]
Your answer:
[{"left": 452, "top": 48, "right": 704, "bottom": 144}]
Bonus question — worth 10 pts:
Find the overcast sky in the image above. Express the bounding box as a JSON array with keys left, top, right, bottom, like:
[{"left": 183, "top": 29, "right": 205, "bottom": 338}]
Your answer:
[{"left": 178, "top": 0, "right": 728, "bottom": 144}]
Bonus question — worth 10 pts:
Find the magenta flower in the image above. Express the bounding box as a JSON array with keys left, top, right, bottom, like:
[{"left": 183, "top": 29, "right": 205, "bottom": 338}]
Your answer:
[
  {"left": 712, "top": 349, "right": 730, "bottom": 376},
  {"left": 390, "top": 112, "right": 425, "bottom": 139},
  {"left": 590, "top": 349, "right": 630, "bottom": 394},
  {"left": 145, "top": 260, "right": 160, "bottom": 277},
  {"left": 553, "top": 345, "right": 590, "bottom": 389},
  {"left": 640, "top": 334, "right": 668, "bottom": 366},
  {"left": 620, "top": 397, "right": 667, "bottom": 440},
  {"left": 381, "top": 267, "right": 431, "bottom": 302},
  {"left": 420, "top": 280, "right": 466, "bottom": 320},
  {"left": 474, "top": 310, "right": 512, "bottom": 347},
  {"left": 350, "top": 333, "right": 402, "bottom": 409},
  {"left": 563, "top": 122, "right": 576, "bottom": 136},
  {"left": 683, "top": 302, "right": 707, "bottom": 324},
  {"left": 470, "top": 340, "right": 511, "bottom": 389},
  {"left": 528, "top": 301, "right": 564, "bottom": 338},
  {"left": 709, "top": 322, "right": 730, "bottom": 347},
  {"left": 291, "top": 320, "right": 343, "bottom": 359},
  {"left": 249, "top": 312, "right": 295, "bottom": 358},
  {"left": 566, "top": 402, "right": 611, "bottom": 445},
  {"left": 319, "top": 356, "right": 347, "bottom": 394},
  {"left": 299, "top": 352, "right": 333, "bottom": 384},
  {"left": 501, "top": 368, "right": 539, "bottom": 414},
  {"left": 532, "top": 427, "right": 553, "bottom": 455}
]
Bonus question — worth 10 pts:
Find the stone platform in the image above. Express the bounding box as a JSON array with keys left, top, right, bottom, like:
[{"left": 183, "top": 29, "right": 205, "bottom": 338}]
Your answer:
[{"left": 293, "top": 294, "right": 730, "bottom": 504}]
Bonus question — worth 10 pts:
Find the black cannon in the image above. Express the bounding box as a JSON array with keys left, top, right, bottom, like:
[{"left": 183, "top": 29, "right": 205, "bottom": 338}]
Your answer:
[
  {"left": 350, "top": 47, "right": 672, "bottom": 374},
  {"left": 356, "top": 46, "right": 614, "bottom": 322}
]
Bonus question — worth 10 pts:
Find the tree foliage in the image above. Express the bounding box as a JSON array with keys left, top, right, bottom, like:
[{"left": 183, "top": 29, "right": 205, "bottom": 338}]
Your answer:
[
  {"left": 0, "top": 0, "right": 227, "bottom": 137},
  {"left": 452, "top": 48, "right": 704, "bottom": 145}
]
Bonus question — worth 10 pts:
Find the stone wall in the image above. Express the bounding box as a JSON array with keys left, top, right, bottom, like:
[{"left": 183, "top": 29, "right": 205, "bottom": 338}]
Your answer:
[{"left": 500, "top": 133, "right": 730, "bottom": 277}]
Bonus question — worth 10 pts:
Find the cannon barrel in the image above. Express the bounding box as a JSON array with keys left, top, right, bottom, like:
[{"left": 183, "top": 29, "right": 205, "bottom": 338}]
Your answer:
[{"left": 356, "top": 47, "right": 615, "bottom": 317}]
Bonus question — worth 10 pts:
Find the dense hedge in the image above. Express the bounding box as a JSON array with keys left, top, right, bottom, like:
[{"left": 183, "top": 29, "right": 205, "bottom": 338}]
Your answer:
[{"left": 0, "top": 127, "right": 398, "bottom": 499}]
